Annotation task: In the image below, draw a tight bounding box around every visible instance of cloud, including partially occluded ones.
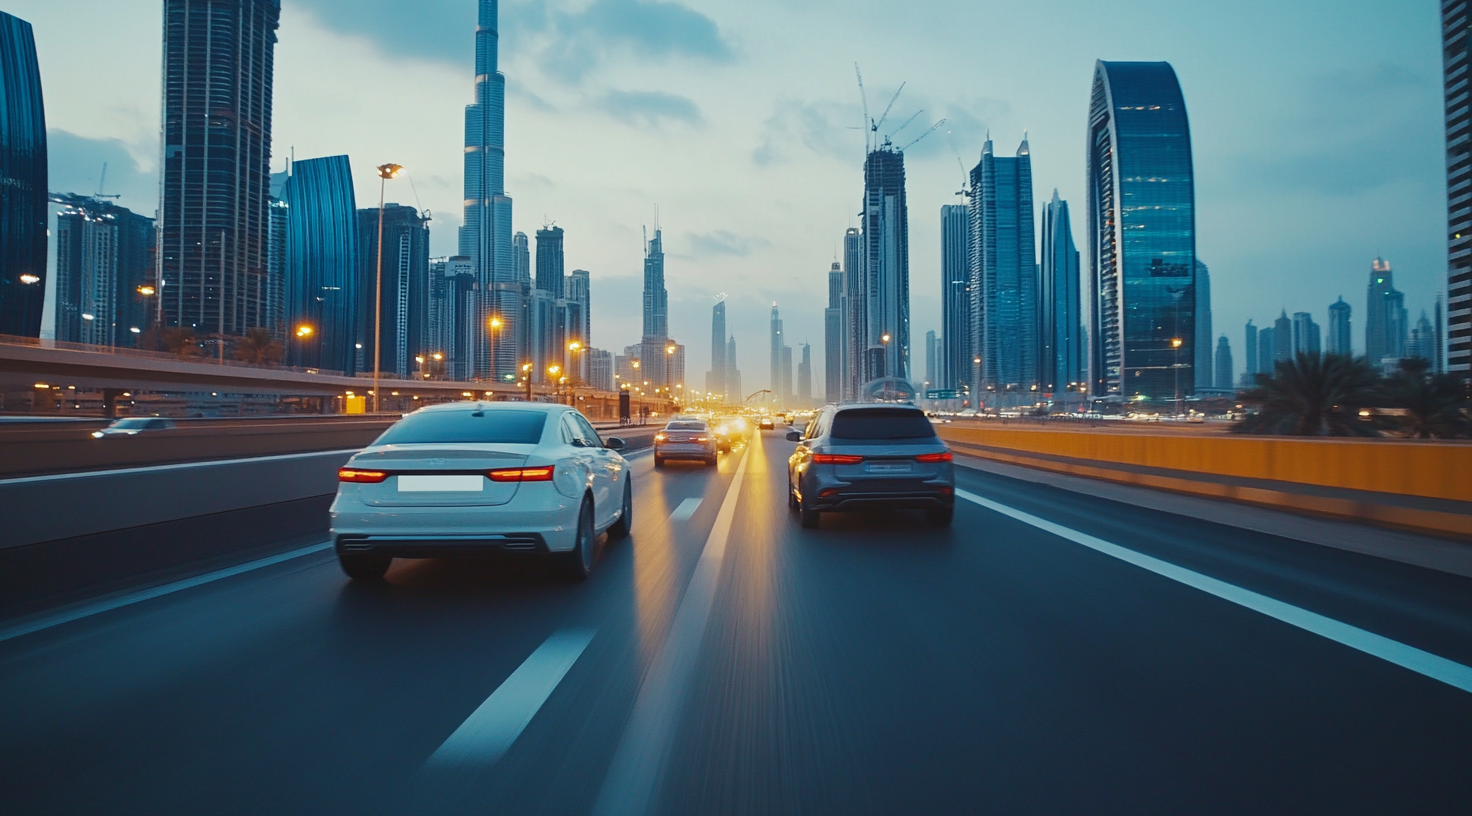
[752,93,1012,167]
[593,90,703,127]
[289,0,731,84]
[685,230,770,257]
[47,129,159,215]
[753,99,863,166]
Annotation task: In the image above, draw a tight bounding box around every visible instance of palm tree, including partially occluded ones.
[1386,358,1469,439]
[1234,352,1381,436]
[234,327,284,366]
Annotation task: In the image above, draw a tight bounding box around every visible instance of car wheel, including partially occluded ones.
[787,478,799,511]
[559,496,597,581]
[654,454,665,468]
[607,479,633,540]
[800,506,822,529]
[925,507,954,528]
[339,552,391,582]
[705,454,718,466]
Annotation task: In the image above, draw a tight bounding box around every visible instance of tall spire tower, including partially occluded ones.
[461,0,516,379]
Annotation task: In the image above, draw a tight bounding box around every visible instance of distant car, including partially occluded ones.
[786,403,955,529]
[91,417,175,438]
[758,416,776,430]
[655,418,718,467]
[330,402,631,582]
[711,418,739,452]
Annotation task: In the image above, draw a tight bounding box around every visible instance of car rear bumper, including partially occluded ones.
[334,533,551,557]
[656,443,715,458]
[807,490,955,511]
[329,494,581,553]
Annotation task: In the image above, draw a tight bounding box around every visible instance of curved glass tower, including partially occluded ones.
[284,155,358,373]
[461,0,516,380]
[1086,61,1196,402]
[0,11,47,337]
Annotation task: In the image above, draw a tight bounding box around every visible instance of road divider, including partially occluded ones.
[957,489,1472,695]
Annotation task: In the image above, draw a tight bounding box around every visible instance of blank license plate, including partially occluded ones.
[398,475,484,492]
[865,462,912,474]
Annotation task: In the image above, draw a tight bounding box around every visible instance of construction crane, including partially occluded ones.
[950,132,973,198]
[889,109,924,141]
[899,119,946,153]
[854,63,870,151]
[94,163,121,200]
[873,82,906,137]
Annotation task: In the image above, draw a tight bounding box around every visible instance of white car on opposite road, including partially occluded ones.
[330,402,632,582]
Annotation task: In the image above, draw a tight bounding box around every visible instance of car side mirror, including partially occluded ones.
[785,430,802,442]
[605,437,627,451]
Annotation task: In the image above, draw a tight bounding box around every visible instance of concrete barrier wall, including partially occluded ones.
[938,425,1472,503]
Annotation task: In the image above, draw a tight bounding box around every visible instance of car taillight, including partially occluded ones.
[655,433,667,441]
[695,437,709,442]
[339,468,389,483]
[811,454,864,465]
[487,466,555,483]
[915,452,953,463]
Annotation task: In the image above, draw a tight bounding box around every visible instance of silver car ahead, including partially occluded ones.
[330,402,632,582]
[654,418,718,467]
[786,403,955,529]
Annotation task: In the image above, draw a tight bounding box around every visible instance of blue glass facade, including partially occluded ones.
[1040,192,1082,392]
[862,146,909,381]
[1086,61,1197,401]
[0,11,47,337]
[357,204,430,379]
[973,137,1037,394]
[940,204,970,392]
[284,156,358,373]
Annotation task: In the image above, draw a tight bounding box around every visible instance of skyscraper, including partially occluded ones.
[924,329,939,387]
[567,268,590,381]
[428,256,478,380]
[1194,261,1213,390]
[1214,336,1233,391]
[158,0,280,338]
[284,156,358,372]
[1086,61,1197,401]
[1444,0,1471,373]
[727,336,742,403]
[842,227,863,399]
[265,197,288,337]
[1273,310,1293,362]
[356,203,430,378]
[972,135,1037,393]
[708,298,727,400]
[52,196,154,348]
[1258,327,1275,375]
[940,204,970,392]
[1365,257,1407,364]
[770,302,783,405]
[782,344,794,404]
[535,226,564,293]
[1040,191,1082,392]
[641,227,669,385]
[0,11,46,337]
[862,145,909,381]
[1244,320,1258,382]
[824,262,844,403]
[798,343,812,405]
[513,231,530,285]
[588,348,614,392]
[461,0,516,380]
[1435,295,1445,372]
[1410,310,1437,364]
[1327,297,1352,355]
[1291,311,1321,356]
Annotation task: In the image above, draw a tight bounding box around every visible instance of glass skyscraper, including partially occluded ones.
[535,226,564,294]
[1194,260,1213,390]
[709,298,727,401]
[284,155,358,373]
[825,263,843,403]
[973,135,1036,394]
[1444,0,1471,372]
[0,11,46,338]
[1040,191,1082,393]
[158,0,280,338]
[862,146,909,381]
[357,204,430,379]
[842,227,863,400]
[940,204,970,393]
[1086,61,1197,401]
[1327,297,1352,355]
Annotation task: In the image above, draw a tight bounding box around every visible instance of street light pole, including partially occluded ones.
[372,163,403,414]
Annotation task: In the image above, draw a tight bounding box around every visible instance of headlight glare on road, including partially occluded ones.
[338,468,390,483]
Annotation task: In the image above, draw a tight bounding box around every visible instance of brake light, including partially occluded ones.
[812,454,864,465]
[695,437,709,442]
[338,468,389,484]
[915,452,953,463]
[487,466,555,483]
[655,433,667,442]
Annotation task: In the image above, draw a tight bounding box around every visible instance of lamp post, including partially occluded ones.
[372,163,403,414]
[523,363,533,401]
[290,324,314,369]
[487,315,503,385]
[1171,337,1184,416]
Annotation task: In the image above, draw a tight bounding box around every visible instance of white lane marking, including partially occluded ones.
[0,449,359,485]
[669,497,702,521]
[425,628,597,768]
[0,541,334,644]
[592,444,751,816]
[956,489,1472,695]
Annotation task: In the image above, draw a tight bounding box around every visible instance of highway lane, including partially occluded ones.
[3,431,1472,814]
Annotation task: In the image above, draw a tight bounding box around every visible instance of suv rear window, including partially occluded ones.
[374,410,547,445]
[830,408,936,441]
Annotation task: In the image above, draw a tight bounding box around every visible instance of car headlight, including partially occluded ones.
[91,431,104,439]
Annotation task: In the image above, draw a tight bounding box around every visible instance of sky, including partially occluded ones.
[11,0,1449,389]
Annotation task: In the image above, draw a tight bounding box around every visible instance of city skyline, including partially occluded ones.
[7,2,1451,396]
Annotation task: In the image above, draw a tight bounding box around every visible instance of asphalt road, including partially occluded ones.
[3,430,1472,814]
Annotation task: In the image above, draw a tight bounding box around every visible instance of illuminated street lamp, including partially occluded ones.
[488,315,503,381]
[372,162,403,414]
[1171,337,1184,416]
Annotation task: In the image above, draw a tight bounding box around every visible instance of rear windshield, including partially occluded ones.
[374,410,547,445]
[830,409,936,441]
[666,422,706,431]
[111,418,153,429]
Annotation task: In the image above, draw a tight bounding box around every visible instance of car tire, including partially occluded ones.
[925,506,954,528]
[559,496,597,581]
[339,552,391,582]
[787,478,799,511]
[705,454,717,466]
[607,479,633,540]
[654,454,665,468]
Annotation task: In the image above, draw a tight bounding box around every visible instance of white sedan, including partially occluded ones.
[330,402,632,582]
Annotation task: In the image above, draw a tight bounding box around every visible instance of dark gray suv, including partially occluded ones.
[785,404,955,529]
